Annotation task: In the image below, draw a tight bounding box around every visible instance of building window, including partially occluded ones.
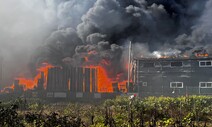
[142,82,147,86]
[170,82,183,88]
[199,82,212,88]
[171,62,183,67]
[199,61,212,67]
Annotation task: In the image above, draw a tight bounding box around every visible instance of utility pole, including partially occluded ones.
[128,41,132,92]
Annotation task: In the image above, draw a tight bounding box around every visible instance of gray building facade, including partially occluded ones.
[135,57,212,96]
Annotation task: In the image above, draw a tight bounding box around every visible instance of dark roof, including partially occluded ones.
[134,57,212,61]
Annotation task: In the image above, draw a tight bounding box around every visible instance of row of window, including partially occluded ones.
[199,61,212,67]
[141,82,212,88]
[141,61,183,68]
[199,82,212,88]
[140,60,212,68]
[170,82,183,88]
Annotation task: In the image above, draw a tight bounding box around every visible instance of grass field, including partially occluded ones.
[0,95,212,127]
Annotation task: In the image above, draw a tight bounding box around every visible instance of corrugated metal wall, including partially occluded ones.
[47,67,98,93]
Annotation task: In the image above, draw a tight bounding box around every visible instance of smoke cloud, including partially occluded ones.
[1,0,212,88]
[0,0,56,88]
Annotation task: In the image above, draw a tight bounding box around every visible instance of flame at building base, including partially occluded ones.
[87,65,128,93]
[1,63,54,93]
[1,62,129,93]
[17,63,54,90]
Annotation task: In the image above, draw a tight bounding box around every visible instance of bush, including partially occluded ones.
[0,96,212,127]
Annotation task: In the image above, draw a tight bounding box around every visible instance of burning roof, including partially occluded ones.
[1,0,212,93]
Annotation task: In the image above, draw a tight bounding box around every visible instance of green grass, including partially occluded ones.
[0,95,212,127]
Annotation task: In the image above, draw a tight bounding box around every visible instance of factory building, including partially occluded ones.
[0,65,117,101]
[46,67,97,93]
[46,66,100,100]
[135,57,212,96]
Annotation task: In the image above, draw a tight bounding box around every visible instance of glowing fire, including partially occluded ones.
[97,66,113,92]
[195,53,209,57]
[88,50,97,55]
[1,63,55,92]
[87,65,128,93]
[82,55,131,93]
[159,56,171,59]
[84,56,89,62]
[0,85,14,93]
[18,63,54,90]
[2,60,129,93]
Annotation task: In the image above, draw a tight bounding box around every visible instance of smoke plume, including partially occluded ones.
[1,0,212,88]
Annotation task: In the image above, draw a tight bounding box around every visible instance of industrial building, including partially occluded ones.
[46,66,101,100]
[0,65,119,101]
[135,57,212,96]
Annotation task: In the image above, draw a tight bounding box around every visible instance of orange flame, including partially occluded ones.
[85,65,128,93]
[13,63,54,91]
[2,60,129,93]
[0,85,14,93]
[159,55,171,59]
[88,50,97,55]
[195,53,209,57]
[84,56,89,62]
[97,66,113,92]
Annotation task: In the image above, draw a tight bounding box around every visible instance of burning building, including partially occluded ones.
[0,64,119,101]
[2,0,212,101]
[135,57,212,97]
[46,66,98,98]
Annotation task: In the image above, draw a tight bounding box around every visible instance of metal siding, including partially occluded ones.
[77,67,83,92]
[136,58,212,95]
[91,68,96,92]
[85,68,90,92]
[70,67,76,92]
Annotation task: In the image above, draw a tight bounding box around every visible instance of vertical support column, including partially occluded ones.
[83,68,85,92]
[47,68,53,91]
[62,68,65,91]
[85,68,90,92]
[46,68,50,91]
[52,68,57,92]
[77,67,83,92]
[64,67,70,91]
[58,68,63,91]
[91,68,96,93]
[61,67,69,92]
[70,67,76,92]
[37,72,44,90]
[137,60,140,85]
[95,68,98,92]
[128,41,132,92]
[55,67,60,91]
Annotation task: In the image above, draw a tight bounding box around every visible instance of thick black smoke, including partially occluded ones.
[1,0,211,87]
[31,0,212,81]
[174,0,212,55]
[39,0,208,57]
